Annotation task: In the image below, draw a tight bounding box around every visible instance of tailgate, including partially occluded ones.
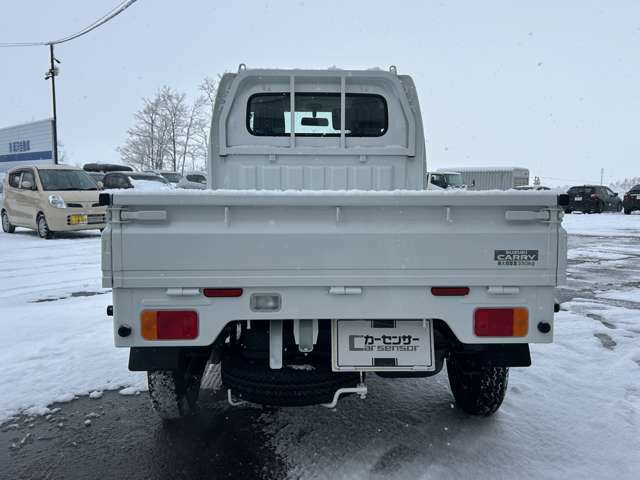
[104,190,565,289]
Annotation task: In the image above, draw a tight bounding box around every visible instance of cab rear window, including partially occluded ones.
[247,93,387,137]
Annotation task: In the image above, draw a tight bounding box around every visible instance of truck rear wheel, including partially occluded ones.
[147,370,202,420]
[221,352,360,406]
[447,354,509,416]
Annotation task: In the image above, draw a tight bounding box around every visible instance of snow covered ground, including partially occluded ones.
[1,212,639,478]
[0,230,146,422]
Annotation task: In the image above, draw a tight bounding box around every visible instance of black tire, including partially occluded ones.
[36,214,53,239]
[616,202,623,212]
[447,354,509,416]
[624,209,632,215]
[148,370,202,420]
[221,353,360,406]
[1,210,15,233]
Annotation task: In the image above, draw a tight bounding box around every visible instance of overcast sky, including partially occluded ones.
[1,0,639,186]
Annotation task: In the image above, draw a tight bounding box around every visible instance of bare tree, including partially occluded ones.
[119,76,219,173]
[195,76,219,167]
[118,95,170,170]
[199,76,218,109]
[178,95,207,174]
[158,86,188,172]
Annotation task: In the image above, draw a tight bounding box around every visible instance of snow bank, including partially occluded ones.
[0,230,145,422]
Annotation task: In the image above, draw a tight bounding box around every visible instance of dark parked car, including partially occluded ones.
[565,185,622,214]
[102,171,171,190]
[623,184,640,215]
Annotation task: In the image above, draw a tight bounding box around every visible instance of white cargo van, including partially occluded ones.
[101,67,567,419]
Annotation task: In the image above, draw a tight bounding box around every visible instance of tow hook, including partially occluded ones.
[321,372,367,409]
[227,389,248,407]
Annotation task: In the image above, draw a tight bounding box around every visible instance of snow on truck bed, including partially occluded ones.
[1,212,639,478]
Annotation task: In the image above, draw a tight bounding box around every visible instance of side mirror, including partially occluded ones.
[22,180,34,190]
[613,192,618,196]
[97,181,104,190]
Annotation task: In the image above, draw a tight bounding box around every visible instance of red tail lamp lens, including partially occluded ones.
[474,308,528,337]
[431,287,470,296]
[141,310,198,340]
[203,288,243,298]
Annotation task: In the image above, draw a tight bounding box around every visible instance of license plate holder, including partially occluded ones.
[69,214,88,225]
[574,196,582,201]
[332,320,435,372]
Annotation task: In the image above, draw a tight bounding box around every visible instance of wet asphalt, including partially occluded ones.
[0,390,285,480]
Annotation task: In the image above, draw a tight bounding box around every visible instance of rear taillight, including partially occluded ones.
[590,193,599,199]
[141,310,198,340]
[203,288,243,298]
[431,287,470,296]
[624,193,630,199]
[474,308,528,337]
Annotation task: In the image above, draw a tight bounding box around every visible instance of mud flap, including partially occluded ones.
[452,344,531,371]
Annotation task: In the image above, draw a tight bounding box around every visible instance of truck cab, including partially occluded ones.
[101,67,567,420]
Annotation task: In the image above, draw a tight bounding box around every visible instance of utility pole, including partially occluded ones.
[45,44,60,164]
[600,168,604,185]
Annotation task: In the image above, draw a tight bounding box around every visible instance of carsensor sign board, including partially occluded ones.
[0,119,54,172]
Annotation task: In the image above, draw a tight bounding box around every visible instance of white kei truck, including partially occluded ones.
[100,67,568,420]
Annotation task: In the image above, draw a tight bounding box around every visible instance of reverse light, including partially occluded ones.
[48,194,66,209]
[431,287,470,296]
[140,310,198,340]
[203,288,243,298]
[474,307,528,337]
[250,293,281,312]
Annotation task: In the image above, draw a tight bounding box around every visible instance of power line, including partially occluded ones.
[0,0,139,47]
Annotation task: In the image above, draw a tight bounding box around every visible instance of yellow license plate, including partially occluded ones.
[69,214,88,225]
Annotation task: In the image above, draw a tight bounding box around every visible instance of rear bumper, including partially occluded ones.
[110,285,556,348]
[568,200,598,211]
